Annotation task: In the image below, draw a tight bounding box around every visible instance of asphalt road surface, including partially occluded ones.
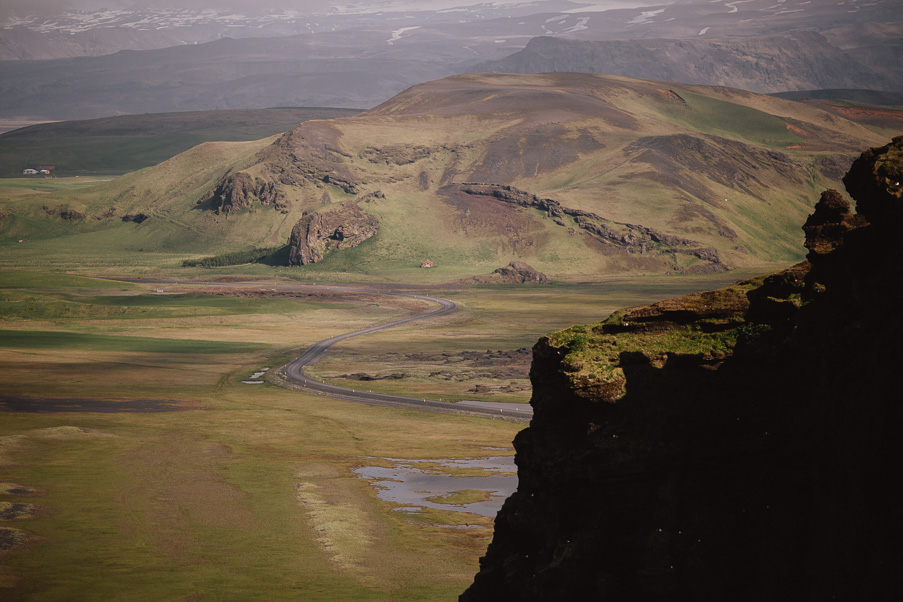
[105,278,533,422]
[277,287,533,423]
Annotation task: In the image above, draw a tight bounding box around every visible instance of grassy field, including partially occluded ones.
[0,265,762,599]
[0,108,362,178]
[0,272,520,599]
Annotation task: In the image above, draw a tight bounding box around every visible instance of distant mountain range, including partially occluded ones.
[1,0,900,120]
[471,26,903,94]
[0,1,581,60]
[3,0,900,61]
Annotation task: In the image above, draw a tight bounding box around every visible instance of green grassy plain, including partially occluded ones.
[0,108,362,177]
[0,264,761,599]
[0,272,518,599]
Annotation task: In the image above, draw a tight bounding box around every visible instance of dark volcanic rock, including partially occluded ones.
[801,189,865,258]
[453,182,728,272]
[491,262,550,284]
[207,171,283,214]
[843,135,903,224]
[467,262,551,285]
[461,138,903,600]
[262,123,363,195]
[121,213,149,224]
[287,202,379,266]
[59,209,84,220]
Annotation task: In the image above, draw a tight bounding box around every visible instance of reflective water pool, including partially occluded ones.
[353,456,517,518]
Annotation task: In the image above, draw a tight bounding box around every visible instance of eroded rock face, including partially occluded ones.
[59,209,84,220]
[461,138,903,600]
[467,262,551,284]
[453,183,728,273]
[492,262,550,284]
[287,202,379,266]
[208,172,284,214]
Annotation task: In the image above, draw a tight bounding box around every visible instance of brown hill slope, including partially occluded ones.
[461,136,903,599]
[21,73,888,279]
[194,72,885,275]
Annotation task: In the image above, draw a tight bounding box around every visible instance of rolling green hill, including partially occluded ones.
[0,73,890,281]
[0,107,362,177]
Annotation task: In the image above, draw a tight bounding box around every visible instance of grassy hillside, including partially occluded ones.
[0,73,889,281]
[0,107,362,177]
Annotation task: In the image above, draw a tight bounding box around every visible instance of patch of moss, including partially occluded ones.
[550,317,745,395]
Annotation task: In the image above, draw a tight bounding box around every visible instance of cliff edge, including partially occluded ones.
[462,136,903,600]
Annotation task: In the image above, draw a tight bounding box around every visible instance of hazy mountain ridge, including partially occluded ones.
[6,73,887,280]
[0,1,598,61]
[0,29,508,119]
[2,0,901,120]
[471,28,901,93]
[3,0,899,61]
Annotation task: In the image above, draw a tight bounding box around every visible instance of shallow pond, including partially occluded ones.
[353,456,517,518]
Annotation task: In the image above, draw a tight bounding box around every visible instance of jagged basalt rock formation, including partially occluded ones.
[207,171,284,214]
[491,262,550,285]
[454,183,727,273]
[262,123,363,194]
[287,202,379,266]
[466,262,551,285]
[58,209,85,220]
[359,144,437,165]
[462,137,903,600]
[121,213,149,224]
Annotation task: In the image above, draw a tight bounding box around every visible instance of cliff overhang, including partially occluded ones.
[462,136,903,600]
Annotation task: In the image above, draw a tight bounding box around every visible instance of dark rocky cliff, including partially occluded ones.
[287,202,379,266]
[461,137,903,600]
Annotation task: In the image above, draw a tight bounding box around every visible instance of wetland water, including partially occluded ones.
[353,456,517,518]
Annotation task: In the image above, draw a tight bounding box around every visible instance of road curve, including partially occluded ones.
[276,287,533,423]
[101,278,532,422]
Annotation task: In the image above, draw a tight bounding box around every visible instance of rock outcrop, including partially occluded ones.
[462,137,903,600]
[121,213,149,224]
[466,262,551,284]
[453,183,728,273]
[263,123,363,195]
[59,209,84,220]
[207,172,284,214]
[287,202,379,266]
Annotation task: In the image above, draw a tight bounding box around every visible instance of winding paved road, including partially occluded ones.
[106,278,532,422]
[275,287,533,423]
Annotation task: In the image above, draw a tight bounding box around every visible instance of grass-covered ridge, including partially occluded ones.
[1,74,889,282]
